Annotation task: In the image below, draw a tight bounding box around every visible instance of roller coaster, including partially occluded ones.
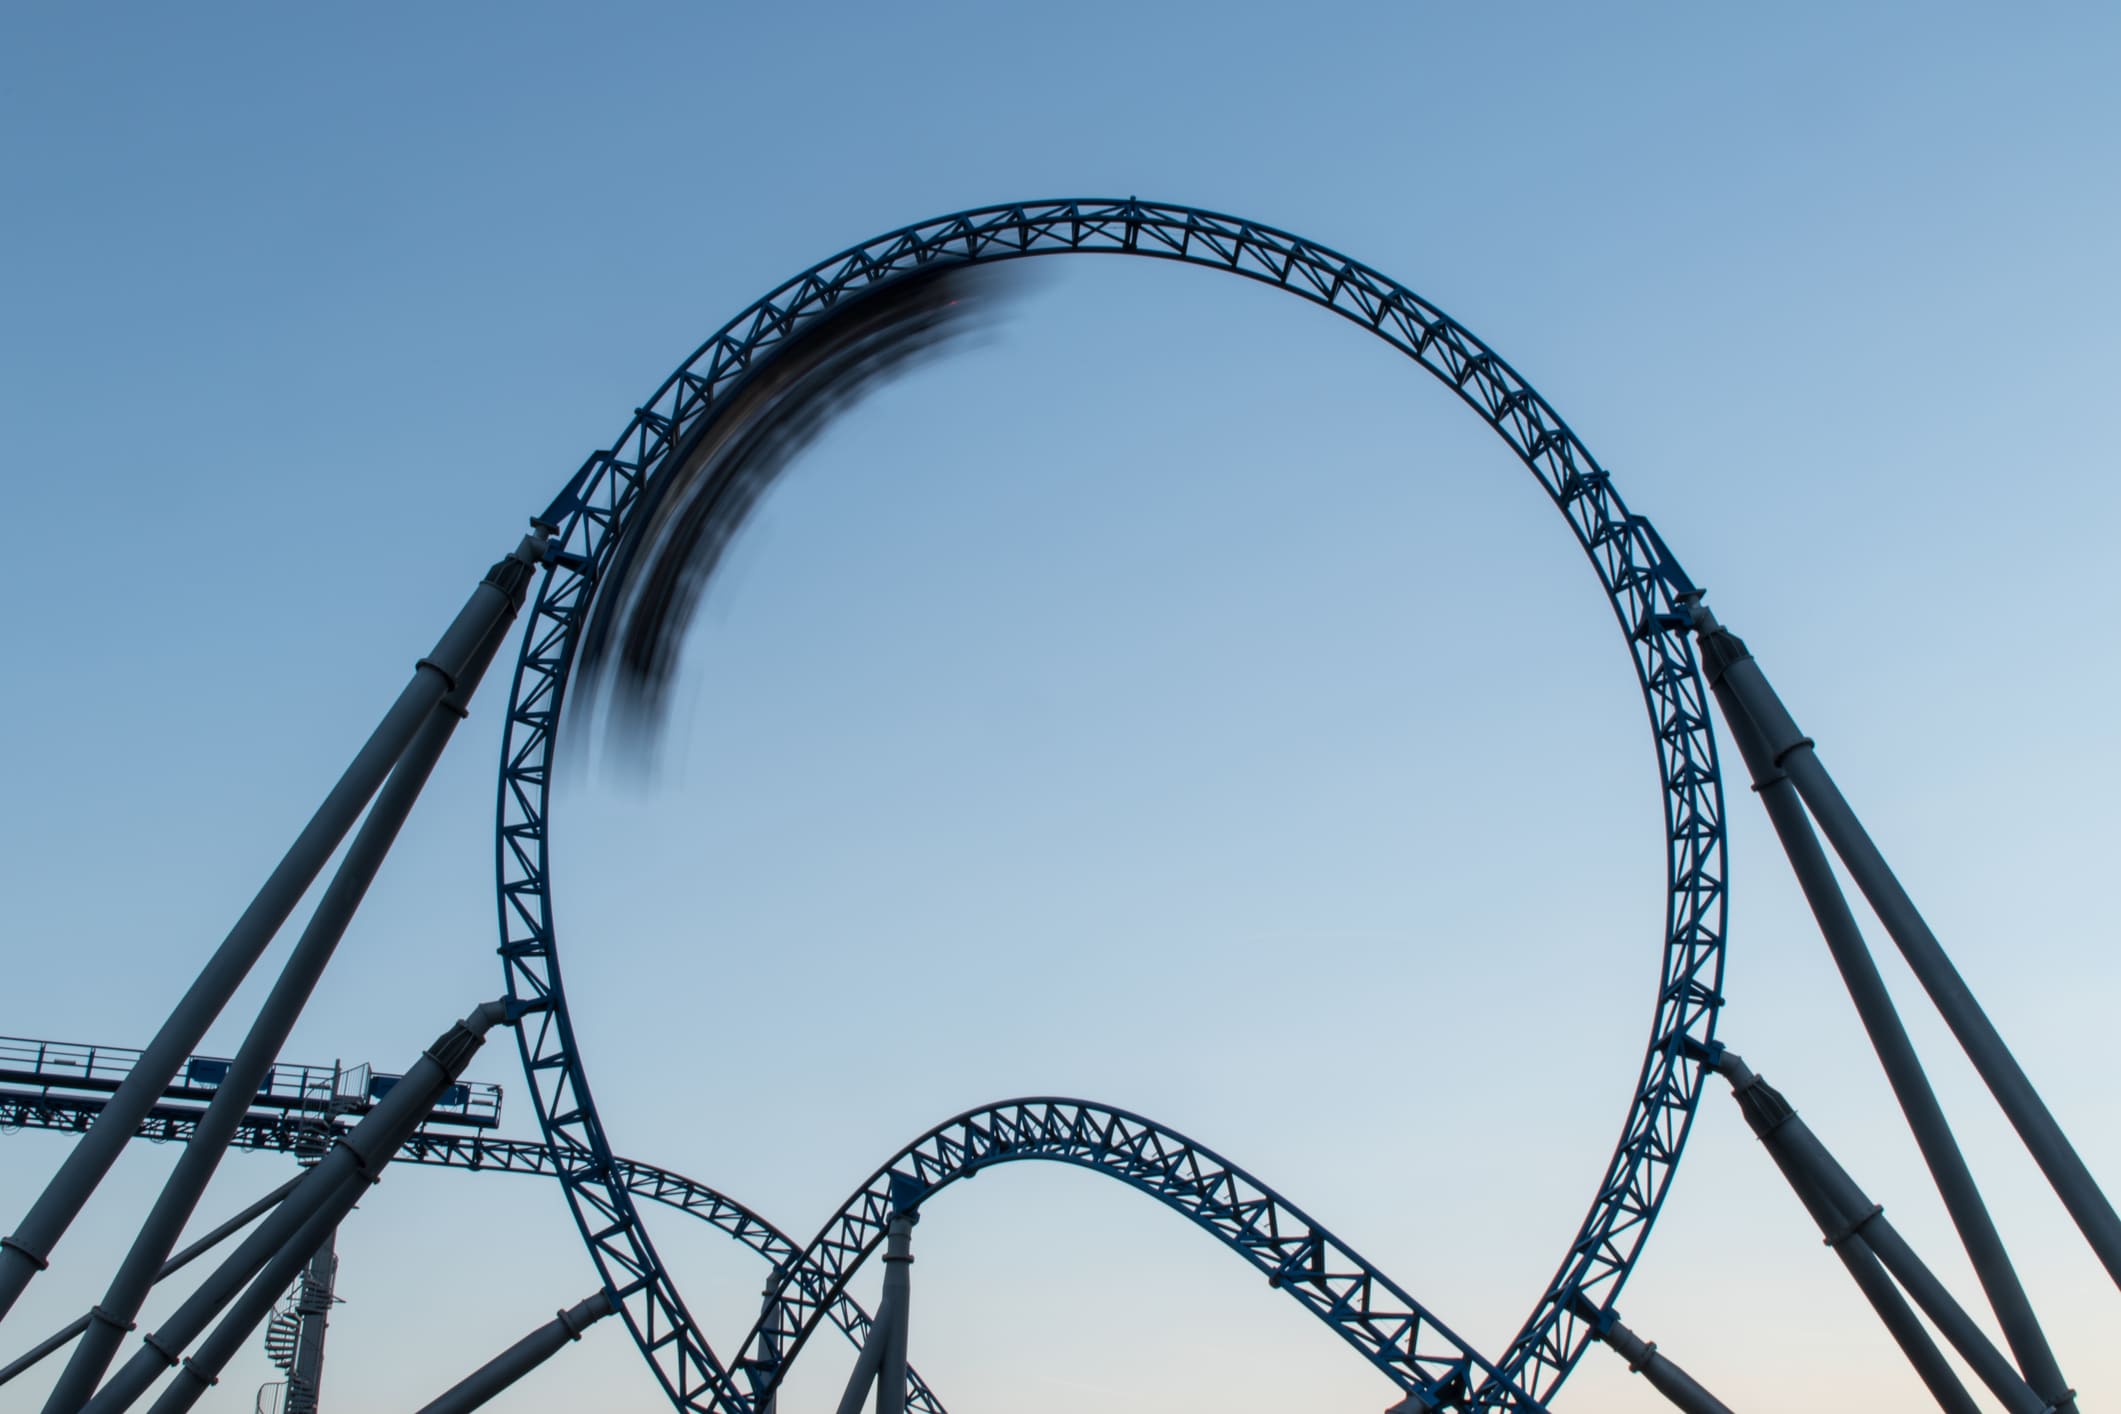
[1,199,2110,1414]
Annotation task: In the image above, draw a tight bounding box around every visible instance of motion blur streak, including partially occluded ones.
[572,263,1027,764]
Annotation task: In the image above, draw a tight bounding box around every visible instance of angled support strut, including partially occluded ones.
[833,1208,917,1414]
[46,537,542,1413]
[1698,1043,2060,1414]
[413,1290,615,1414]
[1690,603,2080,1413]
[0,527,548,1340]
[1690,601,2121,1284]
[283,1225,338,1414]
[0,1177,302,1391]
[1565,1296,1734,1414]
[81,998,521,1414]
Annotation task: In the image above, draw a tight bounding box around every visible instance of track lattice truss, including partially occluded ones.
[393,1137,948,1414]
[0,1092,948,1414]
[730,1098,1532,1410]
[495,198,1729,1413]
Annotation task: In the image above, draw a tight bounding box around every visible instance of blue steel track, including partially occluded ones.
[493,198,1729,1413]
[728,1098,1538,1412]
[0,1083,947,1414]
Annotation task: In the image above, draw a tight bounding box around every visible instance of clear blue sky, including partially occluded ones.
[3,5,2117,1412]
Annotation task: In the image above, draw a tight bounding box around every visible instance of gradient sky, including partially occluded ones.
[3,6,2118,1413]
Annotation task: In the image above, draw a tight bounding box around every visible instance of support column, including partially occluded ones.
[285,1226,337,1414]
[1788,1125,2050,1410]
[83,999,521,1414]
[0,528,546,1327]
[833,1210,917,1414]
[1706,1046,2000,1414]
[412,1292,613,1414]
[46,566,532,1412]
[1691,605,2075,1412]
[1690,601,2121,1292]
[1567,1297,1735,1414]
[0,1178,301,1391]
[755,1269,784,1414]
[829,1313,889,1414]
[876,1213,915,1414]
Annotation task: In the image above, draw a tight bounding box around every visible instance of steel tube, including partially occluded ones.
[0,1317,88,1392]
[1714,1052,1981,1414]
[755,1271,783,1414]
[1694,604,2121,1289]
[285,1226,335,1414]
[157,1177,304,1284]
[83,1170,363,1414]
[830,1300,891,1414]
[1785,742,2121,1284]
[140,1189,348,1414]
[1696,612,2074,1410]
[0,1177,301,1391]
[1708,1046,2046,1413]
[412,1292,613,1414]
[832,1217,917,1414]
[1590,1311,1736,1414]
[82,1000,511,1414]
[1784,1128,2048,1414]
[876,1213,915,1414]
[45,596,522,1410]
[0,532,544,1325]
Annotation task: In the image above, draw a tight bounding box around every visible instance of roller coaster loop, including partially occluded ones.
[495,197,1728,1413]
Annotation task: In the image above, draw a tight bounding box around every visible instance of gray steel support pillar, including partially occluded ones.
[1693,607,2075,1411]
[0,1313,93,1393]
[832,1211,916,1414]
[0,530,546,1326]
[45,568,531,1412]
[82,999,517,1414]
[1567,1299,1734,1414]
[411,1291,613,1414]
[1708,1048,1982,1414]
[1773,1101,2051,1412]
[284,1226,336,1414]
[0,1178,302,1391]
[136,1183,348,1414]
[158,1180,305,1286]
[876,1213,914,1414]
[1692,602,2121,1291]
[755,1269,784,1414]
[829,1314,889,1414]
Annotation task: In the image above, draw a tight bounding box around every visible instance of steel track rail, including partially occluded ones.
[495,197,1729,1413]
[391,1135,946,1414]
[736,1097,1539,1412]
[0,1098,944,1414]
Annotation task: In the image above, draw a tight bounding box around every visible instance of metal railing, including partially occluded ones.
[0,1035,500,1130]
